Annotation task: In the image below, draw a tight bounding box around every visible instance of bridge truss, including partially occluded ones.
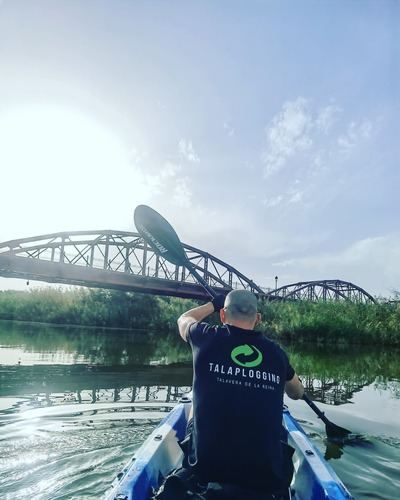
[0,231,263,300]
[0,232,376,303]
[264,280,376,304]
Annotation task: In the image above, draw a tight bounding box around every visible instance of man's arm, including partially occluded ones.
[285,373,305,400]
[177,302,215,342]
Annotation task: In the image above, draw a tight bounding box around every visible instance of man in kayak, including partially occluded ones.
[175,289,305,499]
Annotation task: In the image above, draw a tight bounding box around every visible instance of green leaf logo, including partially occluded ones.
[230,344,263,368]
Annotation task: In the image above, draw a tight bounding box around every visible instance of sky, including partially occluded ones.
[0,0,399,297]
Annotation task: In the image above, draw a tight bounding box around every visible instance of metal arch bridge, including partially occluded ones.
[0,230,264,300]
[0,231,376,303]
[264,280,376,304]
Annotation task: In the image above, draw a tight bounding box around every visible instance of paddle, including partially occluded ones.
[302,393,351,440]
[134,204,351,440]
[134,204,217,299]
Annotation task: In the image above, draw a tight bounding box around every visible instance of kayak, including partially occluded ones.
[106,394,354,500]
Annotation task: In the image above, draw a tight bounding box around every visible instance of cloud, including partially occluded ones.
[178,139,200,163]
[262,98,373,179]
[128,147,148,167]
[262,195,283,208]
[173,177,192,208]
[288,189,304,204]
[315,104,342,133]
[262,186,304,208]
[262,97,313,177]
[143,161,193,208]
[337,120,373,153]
[223,121,235,137]
[271,234,400,297]
[260,98,378,213]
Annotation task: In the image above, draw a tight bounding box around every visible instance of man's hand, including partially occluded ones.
[211,294,225,312]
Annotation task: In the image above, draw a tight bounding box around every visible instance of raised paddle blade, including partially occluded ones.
[134,204,217,299]
[134,205,188,266]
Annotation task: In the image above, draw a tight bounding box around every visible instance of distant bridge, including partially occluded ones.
[264,280,376,304]
[0,231,375,303]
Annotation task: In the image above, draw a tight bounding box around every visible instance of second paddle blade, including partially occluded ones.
[134,205,188,266]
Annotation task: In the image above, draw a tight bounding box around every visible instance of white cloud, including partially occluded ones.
[360,121,372,139]
[142,161,193,209]
[173,177,192,208]
[262,98,374,179]
[337,120,373,153]
[288,190,304,204]
[128,147,148,167]
[260,98,379,216]
[262,97,313,177]
[262,195,283,208]
[223,121,235,137]
[271,234,400,297]
[262,187,304,208]
[315,104,342,133]
[178,139,200,163]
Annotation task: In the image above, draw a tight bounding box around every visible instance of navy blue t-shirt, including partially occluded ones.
[187,322,295,491]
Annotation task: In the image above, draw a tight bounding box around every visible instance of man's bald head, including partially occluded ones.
[224,290,258,323]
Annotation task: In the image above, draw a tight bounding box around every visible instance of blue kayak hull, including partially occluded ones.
[106,395,353,500]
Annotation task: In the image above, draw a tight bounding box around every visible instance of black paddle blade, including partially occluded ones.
[326,421,352,440]
[134,205,188,266]
[302,393,352,440]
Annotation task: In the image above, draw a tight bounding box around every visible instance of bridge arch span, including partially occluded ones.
[0,230,263,300]
[264,279,376,304]
[0,233,376,303]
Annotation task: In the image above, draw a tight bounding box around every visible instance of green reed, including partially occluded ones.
[0,288,399,345]
[258,300,400,345]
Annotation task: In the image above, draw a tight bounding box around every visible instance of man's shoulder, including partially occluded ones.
[188,322,226,344]
[190,321,227,333]
[189,321,212,333]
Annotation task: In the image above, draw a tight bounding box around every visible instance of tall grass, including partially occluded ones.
[258,300,400,345]
[0,288,399,345]
[0,288,162,330]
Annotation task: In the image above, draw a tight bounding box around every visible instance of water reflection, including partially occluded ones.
[285,344,400,405]
[1,320,399,407]
[0,321,399,499]
[0,319,190,366]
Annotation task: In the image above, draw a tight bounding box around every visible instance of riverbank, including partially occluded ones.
[258,300,400,345]
[0,288,399,345]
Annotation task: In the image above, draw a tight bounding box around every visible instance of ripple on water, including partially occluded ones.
[327,435,400,500]
[0,416,160,499]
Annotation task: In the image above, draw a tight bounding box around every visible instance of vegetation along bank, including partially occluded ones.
[0,288,399,346]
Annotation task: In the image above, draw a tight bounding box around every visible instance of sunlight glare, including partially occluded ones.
[0,104,150,233]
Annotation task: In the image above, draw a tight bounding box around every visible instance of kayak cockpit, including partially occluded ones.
[107,394,353,500]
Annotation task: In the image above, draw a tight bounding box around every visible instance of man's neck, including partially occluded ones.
[225,321,255,330]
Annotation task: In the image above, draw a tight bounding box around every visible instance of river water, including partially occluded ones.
[0,320,399,499]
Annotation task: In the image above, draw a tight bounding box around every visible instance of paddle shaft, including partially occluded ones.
[302,393,331,426]
[182,259,217,300]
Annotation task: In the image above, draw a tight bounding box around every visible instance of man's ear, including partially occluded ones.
[220,308,226,324]
[255,313,261,326]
